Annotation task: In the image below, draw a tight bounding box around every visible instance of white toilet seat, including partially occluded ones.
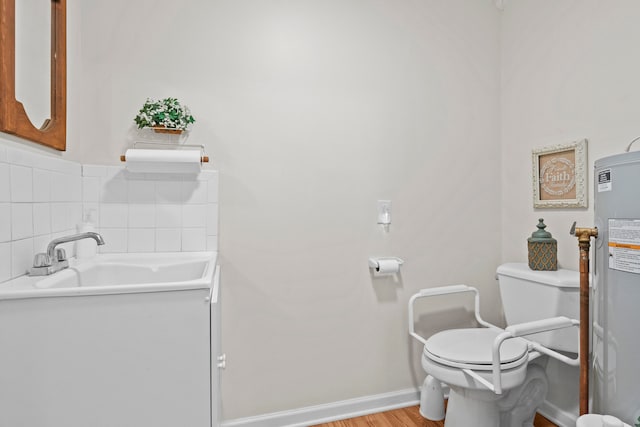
[421,328,530,392]
[424,328,529,370]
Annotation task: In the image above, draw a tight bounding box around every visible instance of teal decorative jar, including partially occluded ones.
[527,218,557,271]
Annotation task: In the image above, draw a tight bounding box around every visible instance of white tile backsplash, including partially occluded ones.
[99,228,128,253]
[33,169,52,202]
[10,165,33,202]
[0,143,219,283]
[0,242,11,282]
[182,228,207,251]
[182,180,208,204]
[51,203,70,233]
[182,204,207,228]
[156,181,183,203]
[82,176,100,202]
[11,238,33,277]
[128,228,155,253]
[129,204,156,228]
[0,163,10,202]
[128,180,156,203]
[156,228,182,252]
[0,203,11,243]
[11,204,33,240]
[100,203,129,228]
[33,203,52,236]
[101,178,128,203]
[207,203,219,236]
[156,204,182,228]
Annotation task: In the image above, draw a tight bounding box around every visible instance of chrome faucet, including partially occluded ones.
[29,232,106,276]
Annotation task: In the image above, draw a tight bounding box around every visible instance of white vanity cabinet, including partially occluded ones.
[0,254,221,427]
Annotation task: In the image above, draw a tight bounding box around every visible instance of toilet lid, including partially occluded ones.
[424,328,528,366]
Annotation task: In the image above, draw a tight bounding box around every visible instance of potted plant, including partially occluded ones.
[134,97,195,133]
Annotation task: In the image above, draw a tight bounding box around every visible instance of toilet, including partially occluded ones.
[577,414,631,427]
[409,263,581,427]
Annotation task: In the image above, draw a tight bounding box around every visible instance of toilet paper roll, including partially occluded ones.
[124,149,202,174]
[376,259,400,274]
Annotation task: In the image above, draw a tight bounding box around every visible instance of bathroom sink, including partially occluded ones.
[0,252,217,299]
[37,259,208,289]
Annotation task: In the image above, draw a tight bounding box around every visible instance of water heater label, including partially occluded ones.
[608,219,640,274]
[598,169,612,192]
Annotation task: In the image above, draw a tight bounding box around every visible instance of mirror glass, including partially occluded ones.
[15,0,51,127]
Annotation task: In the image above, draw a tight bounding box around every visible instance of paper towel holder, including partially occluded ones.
[368,257,404,271]
[120,141,209,163]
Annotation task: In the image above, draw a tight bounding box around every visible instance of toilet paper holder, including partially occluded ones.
[368,257,404,272]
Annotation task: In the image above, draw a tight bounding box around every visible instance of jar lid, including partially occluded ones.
[528,218,557,243]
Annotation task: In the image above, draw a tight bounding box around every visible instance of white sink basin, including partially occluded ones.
[0,252,217,299]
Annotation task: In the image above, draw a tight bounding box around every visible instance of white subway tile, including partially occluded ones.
[182,180,208,204]
[100,178,128,203]
[99,203,128,228]
[182,228,206,251]
[70,203,82,230]
[156,181,183,203]
[6,147,35,167]
[82,203,100,225]
[11,238,33,278]
[33,203,52,236]
[0,242,11,282]
[82,176,100,202]
[105,166,126,181]
[10,165,33,202]
[129,204,156,228]
[182,204,206,228]
[11,204,33,240]
[32,169,52,202]
[155,228,181,252]
[98,228,128,253]
[128,180,156,203]
[128,229,155,253]
[69,175,82,202]
[206,203,219,236]
[156,204,181,228]
[0,203,10,242]
[51,203,70,233]
[50,172,66,202]
[0,163,10,202]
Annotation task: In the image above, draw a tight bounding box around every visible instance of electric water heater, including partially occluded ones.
[593,150,640,425]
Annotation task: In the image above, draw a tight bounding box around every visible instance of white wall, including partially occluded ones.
[209,1,501,419]
[501,0,640,270]
[61,0,503,420]
[6,0,501,421]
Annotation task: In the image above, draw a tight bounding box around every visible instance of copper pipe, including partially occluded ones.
[570,222,598,416]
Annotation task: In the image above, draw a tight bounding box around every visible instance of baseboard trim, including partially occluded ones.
[221,388,420,427]
[538,400,577,427]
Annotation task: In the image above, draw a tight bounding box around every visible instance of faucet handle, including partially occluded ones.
[33,252,52,268]
[55,248,67,262]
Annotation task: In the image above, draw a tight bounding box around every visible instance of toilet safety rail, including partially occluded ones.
[408,285,580,395]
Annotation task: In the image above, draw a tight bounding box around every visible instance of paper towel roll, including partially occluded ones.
[124,149,202,173]
[376,259,400,274]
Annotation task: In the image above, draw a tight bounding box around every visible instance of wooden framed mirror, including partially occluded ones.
[0,0,66,151]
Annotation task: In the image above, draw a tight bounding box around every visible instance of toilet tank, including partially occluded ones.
[496,263,580,353]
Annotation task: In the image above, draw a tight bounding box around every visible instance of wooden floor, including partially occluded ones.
[311,405,558,427]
